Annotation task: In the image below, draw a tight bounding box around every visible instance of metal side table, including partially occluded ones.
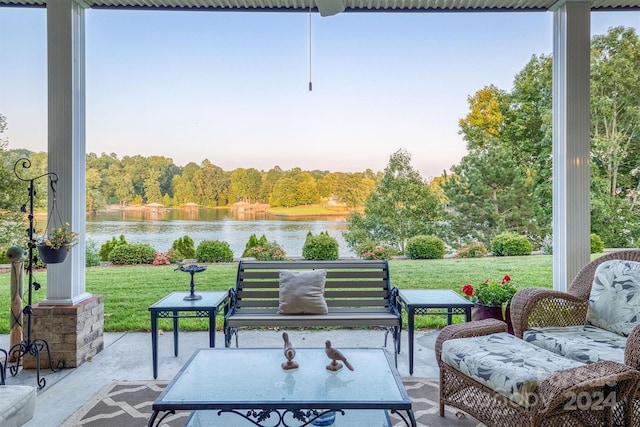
[398,289,473,375]
[149,291,227,379]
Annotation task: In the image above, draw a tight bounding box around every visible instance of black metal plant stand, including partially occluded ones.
[10,158,60,388]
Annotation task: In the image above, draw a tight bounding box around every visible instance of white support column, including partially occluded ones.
[552,0,591,291]
[45,0,91,305]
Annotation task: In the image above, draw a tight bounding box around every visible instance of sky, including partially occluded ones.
[1,8,639,179]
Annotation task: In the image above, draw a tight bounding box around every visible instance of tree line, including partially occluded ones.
[2,149,381,213]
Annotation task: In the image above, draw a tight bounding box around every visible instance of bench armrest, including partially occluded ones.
[536,360,640,416]
[435,318,507,365]
[224,287,238,317]
[510,288,588,338]
[389,287,400,318]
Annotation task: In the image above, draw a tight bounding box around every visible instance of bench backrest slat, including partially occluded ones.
[233,259,392,311]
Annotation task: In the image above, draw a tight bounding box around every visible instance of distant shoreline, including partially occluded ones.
[97,203,354,218]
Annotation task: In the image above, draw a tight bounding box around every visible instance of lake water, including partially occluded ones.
[86,208,356,258]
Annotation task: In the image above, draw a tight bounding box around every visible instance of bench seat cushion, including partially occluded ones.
[523,324,627,364]
[0,385,36,427]
[226,309,400,328]
[441,332,583,407]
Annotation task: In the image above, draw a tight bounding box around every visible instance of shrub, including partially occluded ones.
[591,233,605,254]
[455,242,488,258]
[302,231,339,260]
[245,241,287,261]
[167,236,196,263]
[99,234,128,261]
[109,243,156,265]
[490,232,532,256]
[85,238,101,267]
[541,235,553,255]
[196,240,234,262]
[0,249,8,264]
[356,241,395,260]
[153,252,171,265]
[170,236,196,261]
[242,234,261,257]
[406,235,446,259]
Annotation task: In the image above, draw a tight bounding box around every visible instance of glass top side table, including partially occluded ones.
[148,291,227,379]
[397,289,473,375]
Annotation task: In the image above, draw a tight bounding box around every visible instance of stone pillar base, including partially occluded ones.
[24,295,104,369]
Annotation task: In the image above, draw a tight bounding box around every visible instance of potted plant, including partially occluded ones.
[37,222,79,264]
[461,275,517,334]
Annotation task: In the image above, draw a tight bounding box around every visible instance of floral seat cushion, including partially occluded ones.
[523,325,627,364]
[586,259,640,336]
[441,332,583,407]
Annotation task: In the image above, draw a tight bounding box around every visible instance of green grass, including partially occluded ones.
[0,256,557,334]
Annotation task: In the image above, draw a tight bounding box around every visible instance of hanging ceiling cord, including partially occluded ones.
[309,2,313,92]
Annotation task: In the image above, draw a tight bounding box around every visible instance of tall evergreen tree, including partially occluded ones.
[344,149,443,253]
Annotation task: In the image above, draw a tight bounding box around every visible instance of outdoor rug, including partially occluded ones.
[62,379,483,427]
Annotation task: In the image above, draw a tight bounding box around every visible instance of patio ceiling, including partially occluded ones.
[2,0,640,12]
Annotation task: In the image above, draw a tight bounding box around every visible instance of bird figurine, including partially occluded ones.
[282,332,299,370]
[325,340,354,371]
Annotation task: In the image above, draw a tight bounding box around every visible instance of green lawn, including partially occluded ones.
[0,256,558,334]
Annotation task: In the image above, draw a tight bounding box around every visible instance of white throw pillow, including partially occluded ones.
[278,269,328,315]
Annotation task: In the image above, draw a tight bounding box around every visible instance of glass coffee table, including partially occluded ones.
[148,347,415,427]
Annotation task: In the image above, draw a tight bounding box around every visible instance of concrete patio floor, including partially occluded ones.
[0,327,441,426]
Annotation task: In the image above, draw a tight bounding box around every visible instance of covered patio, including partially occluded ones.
[0,0,625,366]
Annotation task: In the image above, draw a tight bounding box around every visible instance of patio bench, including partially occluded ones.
[223,260,401,355]
[436,318,640,426]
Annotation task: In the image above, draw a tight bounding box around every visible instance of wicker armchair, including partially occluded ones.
[510,250,640,426]
[436,319,640,426]
[511,250,640,338]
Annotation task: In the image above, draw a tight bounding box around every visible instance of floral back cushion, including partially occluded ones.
[586,259,640,336]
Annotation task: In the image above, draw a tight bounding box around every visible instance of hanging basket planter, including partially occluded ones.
[37,244,68,264]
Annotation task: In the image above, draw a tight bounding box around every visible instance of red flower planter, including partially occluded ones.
[471,303,514,334]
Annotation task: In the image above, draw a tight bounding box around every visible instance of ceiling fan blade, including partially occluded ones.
[316,0,345,16]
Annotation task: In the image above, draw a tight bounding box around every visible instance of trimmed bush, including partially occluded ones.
[170,236,196,261]
[242,234,261,257]
[245,241,287,261]
[356,241,395,260]
[490,232,532,256]
[0,249,9,264]
[109,243,156,265]
[541,235,553,255]
[591,233,605,254]
[85,238,101,267]
[302,231,339,260]
[196,240,234,262]
[455,242,488,259]
[99,234,128,261]
[406,235,446,259]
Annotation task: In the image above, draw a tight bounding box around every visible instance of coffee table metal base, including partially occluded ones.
[183,408,400,426]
